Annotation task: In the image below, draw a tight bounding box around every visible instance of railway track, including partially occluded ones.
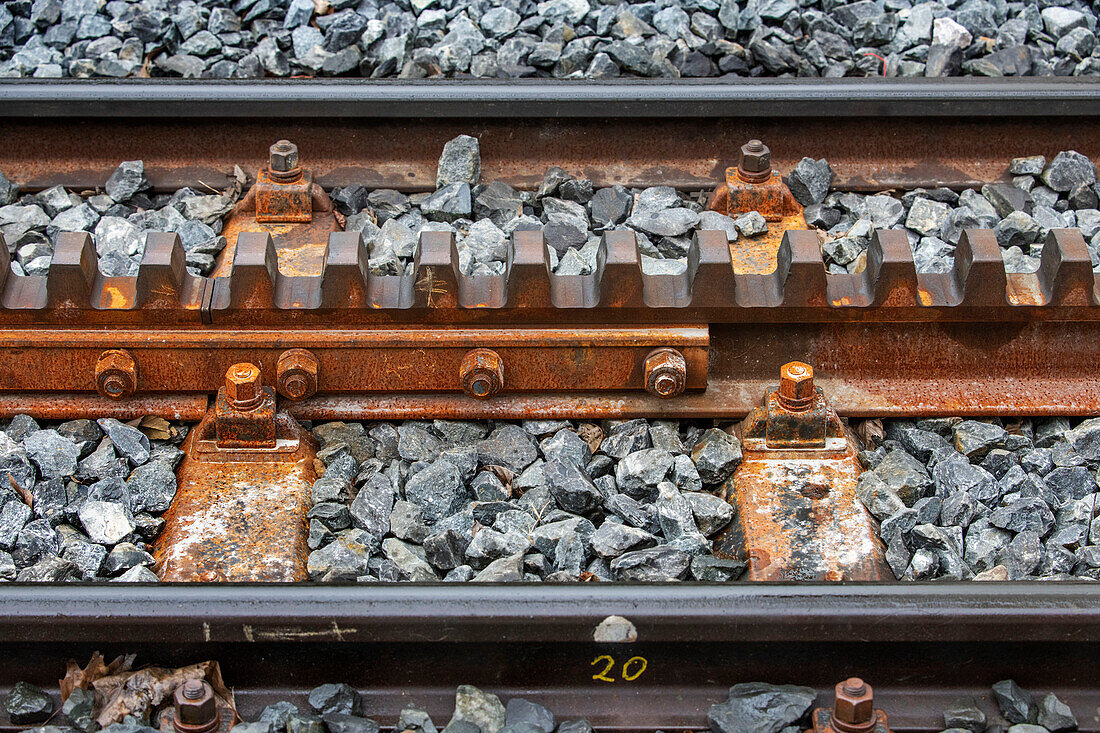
[0,77,1097,732]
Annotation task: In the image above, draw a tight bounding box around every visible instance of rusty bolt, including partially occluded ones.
[269,140,299,173]
[95,349,137,400]
[776,361,816,412]
[173,679,218,733]
[831,678,876,733]
[737,139,772,183]
[460,348,504,399]
[276,349,319,401]
[644,348,687,398]
[225,363,264,410]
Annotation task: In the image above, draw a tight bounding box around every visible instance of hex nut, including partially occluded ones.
[460,349,504,399]
[95,349,137,400]
[737,139,772,182]
[777,361,815,411]
[644,348,687,398]
[269,140,299,173]
[276,349,319,401]
[831,678,876,733]
[173,680,218,733]
[225,363,264,410]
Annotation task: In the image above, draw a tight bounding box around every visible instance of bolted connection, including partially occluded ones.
[831,677,876,733]
[644,348,687,398]
[276,349,319,401]
[737,138,772,182]
[460,348,504,399]
[173,679,218,733]
[225,363,264,410]
[95,349,137,400]
[268,140,299,173]
[776,361,815,412]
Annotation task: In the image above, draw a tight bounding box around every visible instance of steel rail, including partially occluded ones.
[0,78,1098,117]
[1,583,1099,643]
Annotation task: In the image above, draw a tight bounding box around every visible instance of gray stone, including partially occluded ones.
[381,538,438,581]
[404,459,467,524]
[126,460,176,514]
[1042,151,1097,193]
[690,429,742,484]
[609,545,690,581]
[787,158,834,206]
[96,418,150,465]
[77,500,132,545]
[504,700,554,733]
[707,683,816,733]
[906,198,951,237]
[544,459,602,514]
[734,211,768,237]
[437,135,481,188]
[990,497,1055,536]
[684,491,734,536]
[23,429,79,479]
[349,473,393,542]
[942,697,986,733]
[1037,693,1077,732]
[992,680,1033,725]
[3,682,53,724]
[449,685,505,733]
[422,184,472,223]
[105,160,146,202]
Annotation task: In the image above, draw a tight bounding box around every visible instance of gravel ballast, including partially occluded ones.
[2,0,1098,80]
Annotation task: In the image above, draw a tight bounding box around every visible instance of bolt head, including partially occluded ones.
[95,350,137,400]
[225,363,262,406]
[778,361,815,405]
[174,680,216,726]
[276,349,320,401]
[644,348,687,398]
[833,678,874,729]
[740,139,771,174]
[269,140,299,173]
[460,349,504,399]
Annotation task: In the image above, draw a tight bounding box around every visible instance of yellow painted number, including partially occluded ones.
[590,655,616,682]
[590,654,648,682]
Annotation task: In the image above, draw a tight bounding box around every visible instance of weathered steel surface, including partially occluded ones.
[1,114,1096,193]
[154,410,316,582]
[0,327,708,394]
[0,228,1097,325]
[0,393,207,420]
[713,369,891,582]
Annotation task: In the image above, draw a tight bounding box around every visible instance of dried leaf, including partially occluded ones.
[577,423,604,454]
[484,465,515,497]
[93,660,237,728]
[313,0,331,14]
[61,653,134,701]
[8,473,32,510]
[138,416,173,441]
[854,418,884,449]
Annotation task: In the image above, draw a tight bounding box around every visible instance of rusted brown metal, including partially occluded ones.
[276,348,320,401]
[94,349,137,400]
[215,363,277,449]
[154,407,316,582]
[714,363,891,581]
[4,116,1095,194]
[172,680,219,733]
[0,393,207,420]
[741,361,838,449]
[460,348,504,399]
[217,139,338,279]
[0,326,707,395]
[643,348,687,398]
[808,678,892,733]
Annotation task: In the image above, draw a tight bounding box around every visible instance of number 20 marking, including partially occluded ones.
[591,655,648,682]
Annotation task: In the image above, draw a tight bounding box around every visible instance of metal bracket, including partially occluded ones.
[741,362,844,450]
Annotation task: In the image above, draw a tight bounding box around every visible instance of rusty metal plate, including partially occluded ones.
[714,432,891,581]
[154,412,316,582]
[0,327,708,395]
